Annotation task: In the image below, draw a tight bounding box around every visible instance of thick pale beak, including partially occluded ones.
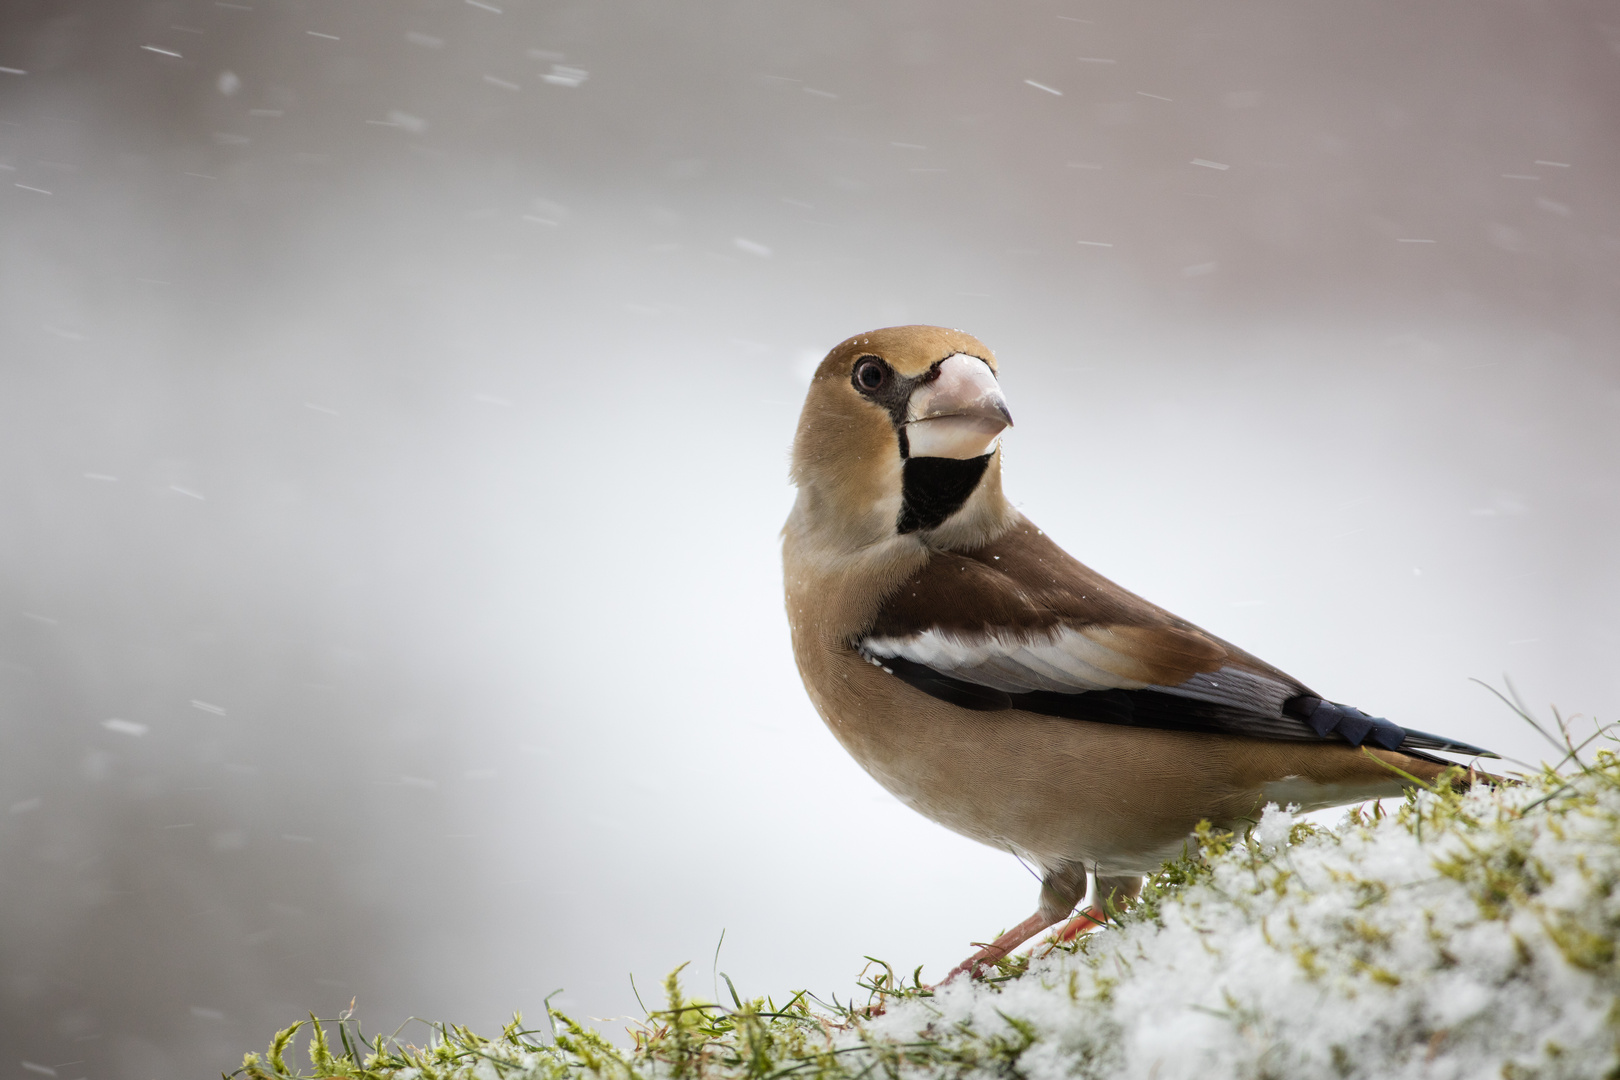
[903,353,1013,459]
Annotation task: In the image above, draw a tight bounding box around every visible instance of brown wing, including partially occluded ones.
[858,519,1494,757]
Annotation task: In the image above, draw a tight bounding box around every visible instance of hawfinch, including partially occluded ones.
[781,325,1494,980]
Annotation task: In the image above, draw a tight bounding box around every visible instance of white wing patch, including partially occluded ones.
[860,626,1296,713]
[862,626,1149,692]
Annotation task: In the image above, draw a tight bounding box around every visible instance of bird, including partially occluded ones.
[780,324,1495,981]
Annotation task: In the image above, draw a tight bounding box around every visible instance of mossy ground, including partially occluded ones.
[234,696,1620,1080]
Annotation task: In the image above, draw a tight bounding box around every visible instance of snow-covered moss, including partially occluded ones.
[235,750,1620,1080]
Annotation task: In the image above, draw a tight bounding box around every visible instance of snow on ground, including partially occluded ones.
[239,752,1620,1080]
[864,769,1620,1079]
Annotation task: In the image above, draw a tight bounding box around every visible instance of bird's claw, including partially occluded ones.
[942,943,1008,984]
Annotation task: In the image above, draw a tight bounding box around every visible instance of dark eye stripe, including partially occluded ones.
[850,355,922,431]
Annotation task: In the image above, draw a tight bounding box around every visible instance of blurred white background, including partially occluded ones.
[1,1,1616,1076]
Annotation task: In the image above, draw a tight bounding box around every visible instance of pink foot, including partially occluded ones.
[1045,906,1107,947]
[943,911,1056,983]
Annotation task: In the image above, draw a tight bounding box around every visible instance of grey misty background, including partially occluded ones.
[1,0,1617,1075]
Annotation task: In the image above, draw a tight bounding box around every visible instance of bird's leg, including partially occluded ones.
[944,862,1087,982]
[1049,909,1106,943]
[1048,873,1144,944]
[943,912,1057,982]
[1095,872,1144,913]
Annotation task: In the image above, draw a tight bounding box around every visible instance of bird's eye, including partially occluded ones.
[853,358,889,392]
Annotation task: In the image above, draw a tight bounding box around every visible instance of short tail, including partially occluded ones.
[1285,695,1498,759]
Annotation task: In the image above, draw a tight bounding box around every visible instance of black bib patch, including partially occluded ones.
[897,454,992,534]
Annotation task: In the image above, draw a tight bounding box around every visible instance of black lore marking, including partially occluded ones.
[897,454,991,534]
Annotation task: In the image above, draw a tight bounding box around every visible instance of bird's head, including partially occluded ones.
[789,325,1016,553]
